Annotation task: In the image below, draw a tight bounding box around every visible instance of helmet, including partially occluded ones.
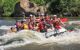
[41,13,44,16]
[30,14,33,17]
[53,15,57,17]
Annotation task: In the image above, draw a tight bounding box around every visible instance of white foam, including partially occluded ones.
[0,21,80,50]
[0,25,16,30]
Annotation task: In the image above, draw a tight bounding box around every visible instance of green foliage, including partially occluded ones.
[60,0,80,12]
[0,0,80,17]
[30,0,45,6]
[0,0,3,6]
[30,0,52,6]
[0,0,19,17]
[48,0,80,16]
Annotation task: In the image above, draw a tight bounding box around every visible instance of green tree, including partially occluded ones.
[60,0,80,16]
[1,0,19,17]
[30,0,53,6]
[0,0,80,17]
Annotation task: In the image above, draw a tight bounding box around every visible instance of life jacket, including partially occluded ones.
[46,20,52,25]
[53,20,61,29]
[16,22,21,27]
[38,22,45,31]
[16,22,23,31]
[45,16,50,21]
[28,22,34,30]
[23,24,28,30]
[36,18,41,22]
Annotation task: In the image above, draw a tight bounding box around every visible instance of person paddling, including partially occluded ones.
[28,21,34,30]
[38,19,47,33]
[52,15,64,35]
[21,21,28,30]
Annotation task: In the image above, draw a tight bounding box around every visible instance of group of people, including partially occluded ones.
[10,14,64,33]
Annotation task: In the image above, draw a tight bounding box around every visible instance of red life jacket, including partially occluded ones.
[28,22,34,30]
[45,16,50,21]
[38,22,45,31]
[36,18,41,22]
[60,18,68,23]
[16,22,21,27]
[53,20,61,29]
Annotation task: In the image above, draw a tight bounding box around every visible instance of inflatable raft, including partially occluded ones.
[43,26,67,38]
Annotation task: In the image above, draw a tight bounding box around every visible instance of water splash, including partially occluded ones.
[0,21,80,50]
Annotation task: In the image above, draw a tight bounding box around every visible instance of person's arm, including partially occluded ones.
[58,18,64,26]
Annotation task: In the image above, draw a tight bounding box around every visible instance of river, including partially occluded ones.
[0,19,80,50]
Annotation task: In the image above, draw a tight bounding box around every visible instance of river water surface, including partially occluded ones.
[0,19,80,50]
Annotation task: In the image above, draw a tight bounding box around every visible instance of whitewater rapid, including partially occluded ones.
[0,21,80,50]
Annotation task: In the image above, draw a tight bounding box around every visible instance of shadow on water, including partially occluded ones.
[6,43,80,50]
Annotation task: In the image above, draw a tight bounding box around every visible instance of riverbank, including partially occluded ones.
[0,17,80,21]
